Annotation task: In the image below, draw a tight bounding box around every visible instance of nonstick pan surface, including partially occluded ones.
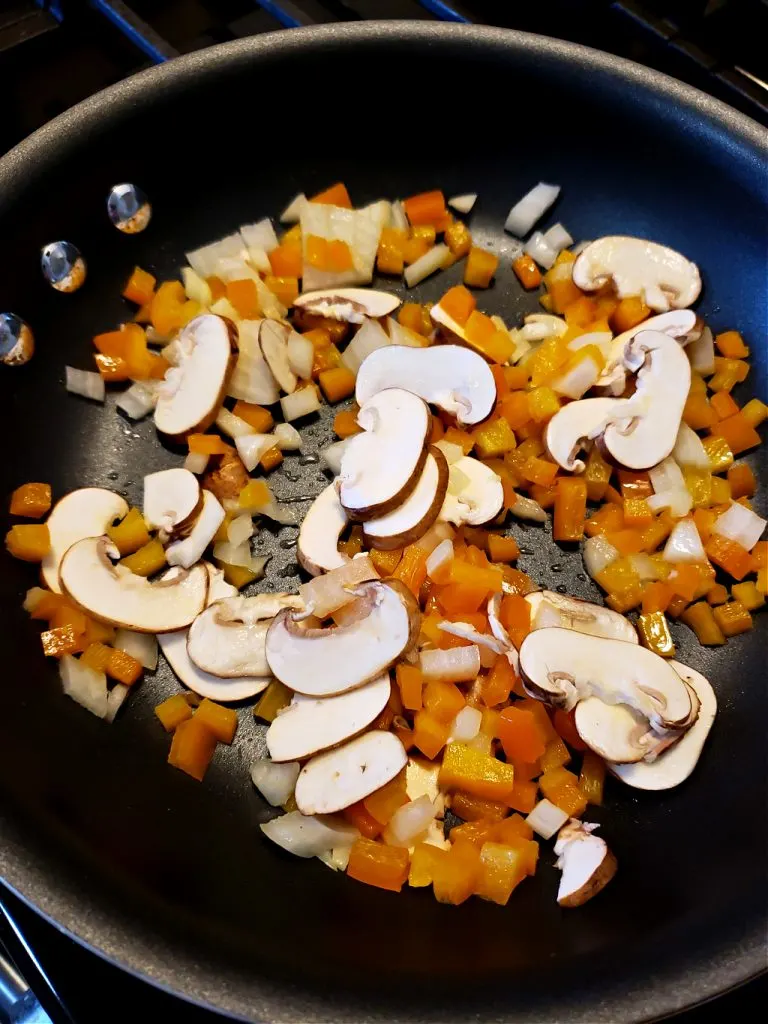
[0,22,766,1024]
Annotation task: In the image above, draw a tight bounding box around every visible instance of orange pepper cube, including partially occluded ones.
[497,706,547,763]
[512,254,542,290]
[155,694,194,732]
[403,189,447,226]
[464,247,499,288]
[107,649,143,686]
[122,266,156,305]
[363,772,408,825]
[309,182,352,208]
[194,698,238,744]
[396,663,423,711]
[41,624,80,658]
[347,838,410,892]
[5,524,50,562]
[10,483,52,519]
[412,709,450,760]
[439,742,516,802]
[168,717,217,782]
[432,841,481,905]
[475,842,529,905]
[408,842,447,888]
[423,680,466,724]
[439,284,476,326]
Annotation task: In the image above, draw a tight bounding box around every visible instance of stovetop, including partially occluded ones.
[1,3,766,1022]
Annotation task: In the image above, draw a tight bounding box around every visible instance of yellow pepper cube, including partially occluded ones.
[731,581,765,612]
[682,469,713,508]
[438,742,515,802]
[472,417,516,458]
[527,387,561,423]
[712,600,753,637]
[637,611,676,657]
[444,220,472,258]
[741,398,768,429]
[464,246,499,288]
[119,538,166,577]
[701,435,734,474]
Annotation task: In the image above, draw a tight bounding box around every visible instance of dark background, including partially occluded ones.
[1,2,766,1022]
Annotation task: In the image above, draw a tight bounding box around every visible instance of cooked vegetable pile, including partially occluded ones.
[4,181,766,909]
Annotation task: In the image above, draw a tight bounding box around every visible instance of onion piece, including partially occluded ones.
[433,440,464,466]
[261,811,359,858]
[383,795,436,847]
[712,502,766,551]
[227,513,254,546]
[181,267,212,306]
[543,222,573,253]
[649,456,687,495]
[420,646,481,684]
[105,683,131,723]
[448,193,477,214]
[413,520,454,555]
[672,422,710,469]
[251,760,300,806]
[426,539,453,581]
[213,540,255,569]
[628,553,663,581]
[404,244,450,288]
[235,433,274,472]
[184,451,209,474]
[317,846,352,872]
[281,386,321,423]
[511,495,547,523]
[286,332,314,380]
[273,423,302,451]
[523,312,568,339]
[390,200,409,232]
[524,231,558,270]
[448,706,482,743]
[216,407,255,439]
[116,381,157,420]
[186,233,245,280]
[663,519,707,563]
[320,438,353,475]
[247,247,272,275]
[341,317,390,375]
[280,193,307,225]
[114,629,158,670]
[525,798,569,840]
[583,535,620,578]
[687,325,715,376]
[240,218,279,254]
[66,367,105,403]
[647,488,693,517]
[59,655,108,718]
[504,182,560,237]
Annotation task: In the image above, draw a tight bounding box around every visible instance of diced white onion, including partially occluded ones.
[583,534,620,578]
[184,451,209,475]
[420,646,481,684]
[448,193,477,214]
[523,313,568,338]
[273,423,302,451]
[426,539,453,581]
[647,488,693,517]
[235,433,274,472]
[186,233,246,280]
[383,795,436,847]
[280,386,321,422]
[216,407,255,439]
[116,381,156,420]
[552,354,600,399]
[212,540,253,568]
[628,553,663,581]
[543,222,573,253]
[253,500,296,527]
[511,495,547,523]
[524,231,558,270]
[247,247,272,275]
[280,193,307,225]
[663,519,707,563]
[570,239,592,256]
[209,296,241,323]
[320,437,353,475]
[386,316,428,349]
[317,846,352,872]
[181,266,212,307]
[227,513,254,546]
[649,456,686,495]
[712,502,766,552]
[105,683,131,723]
[114,629,158,670]
[59,655,108,718]
[447,465,471,496]
[240,218,278,254]
[211,256,254,284]
[413,520,455,555]
[505,182,560,237]
[687,325,715,376]
[66,367,105,403]
[341,317,390,375]
[404,244,450,288]
[286,332,314,380]
[448,706,482,743]
[525,798,569,839]
[250,760,300,807]
[261,810,359,858]
[23,587,48,614]
[672,422,710,469]
[390,200,409,232]
[433,440,464,466]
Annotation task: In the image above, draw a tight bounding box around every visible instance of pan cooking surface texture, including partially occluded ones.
[0,23,766,1024]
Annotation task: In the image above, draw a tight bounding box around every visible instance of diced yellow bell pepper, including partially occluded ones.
[527,386,561,422]
[439,742,515,802]
[579,752,606,806]
[637,611,676,657]
[120,538,166,577]
[680,601,726,645]
[741,398,768,429]
[682,468,712,508]
[472,417,516,458]
[539,766,588,817]
[731,581,765,612]
[253,679,293,722]
[701,435,734,474]
[712,600,752,637]
[107,507,150,556]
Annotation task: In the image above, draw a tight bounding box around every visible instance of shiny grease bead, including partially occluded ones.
[107,183,152,234]
[41,241,87,293]
[0,313,34,366]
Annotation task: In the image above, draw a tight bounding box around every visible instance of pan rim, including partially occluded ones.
[0,20,766,1023]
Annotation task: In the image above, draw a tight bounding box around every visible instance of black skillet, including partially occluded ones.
[0,22,766,1024]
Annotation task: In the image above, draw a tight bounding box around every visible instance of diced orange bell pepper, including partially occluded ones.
[403,189,446,226]
[585,503,624,537]
[494,813,535,844]
[499,593,531,649]
[504,365,529,391]
[122,265,156,306]
[521,456,558,488]
[579,752,606,805]
[347,838,409,892]
[705,534,755,580]
[41,624,82,657]
[553,477,587,542]
[376,227,407,275]
[714,330,749,358]
[505,780,538,814]
[309,181,352,207]
[512,254,542,290]
[155,693,194,732]
[727,463,757,499]
[259,446,284,473]
[500,392,531,431]
[363,771,408,825]
[369,547,402,576]
[264,275,299,307]
[527,387,561,422]
[396,663,423,711]
[168,717,217,782]
[473,417,516,459]
[710,390,740,420]
[187,433,231,456]
[731,581,765,611]
[444,220,472,258]
[194,698,238,743]
[5,524,50,561]
[683,393,718,430]
[487,534,520,563]
[93,329,128,359]
[450,821,500,850]
[610,296,650,332]
[582,447,612,501]
[392,543,429,597]
[408,842,447,887]
[604,529,644,556]
[432,840,481,905]
[268,242,303,278]
[343,800,383,839]
[706,583,729,606]
[10,482,52,519]
[637,610,676,657]
[106,648,143,686]
[120,538,166,577]
[545,271,582,313]
[477,657,517,707]
[552,709,588,752]
[49,602,88,638]
[710,412,762,455]
[439,742,516,802]
[464,247,499,289]
[26,590,69,622]
[107,508,150,556]
[712,600,752,637]
[226,279,261,319]
[540,736,571,773]
[231,402,273,434]
[475,842,528,905]
[150,281,186,337]
[622,497,653,528]
[451,793,509,824]
[423,680,466,724]
[741,398,768,429]
[93,353,129,382]
[411,708,450,760]
[319,366,356,403]
[539,766,588,817]
[642,581,673,614]
[448,559,503,594]
[680,602,726,645]
[398,302,432,336]
[497,706,547,763]
[709,357,749,393]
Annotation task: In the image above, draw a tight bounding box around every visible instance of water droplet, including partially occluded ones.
[279,537,297,550]
[282,469,300,483]
[316,472,327,483]
[518,547,532,556]
[576,572,587,582]
[107,471,118,480]
[118,489,128,497]
[299,453,319,466]
[107,183,152,234]
[278,562,300,578]
[556,584,568,594]
[0,313,34,366]
[40,241,86,292]
[550,564,564,573]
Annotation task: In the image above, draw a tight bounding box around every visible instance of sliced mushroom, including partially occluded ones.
[202,449,250,502]
[259,319,297,394]
[265,580,420,697]
[518,627,694,731]
[339,388,430,521]
[572,236,701,312]
[143,468,201,536]
[41,488,128,594]
[596,309,698,392]
[438,457,504,526]
[573,698,668,763]
[525,591,638,644]
[266,673,390,762]
[187,593,303,677]
[363,447,449,550]
[59,537,207,633]
[293,288,400,323]
[294,730,407,815]
[355,345,496,426]
[555,820,617,908]
[165,490,225,569]
[154,315,237,438]
[545,396,642,472]
[297,483,349,577]
[610,662,716,789]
